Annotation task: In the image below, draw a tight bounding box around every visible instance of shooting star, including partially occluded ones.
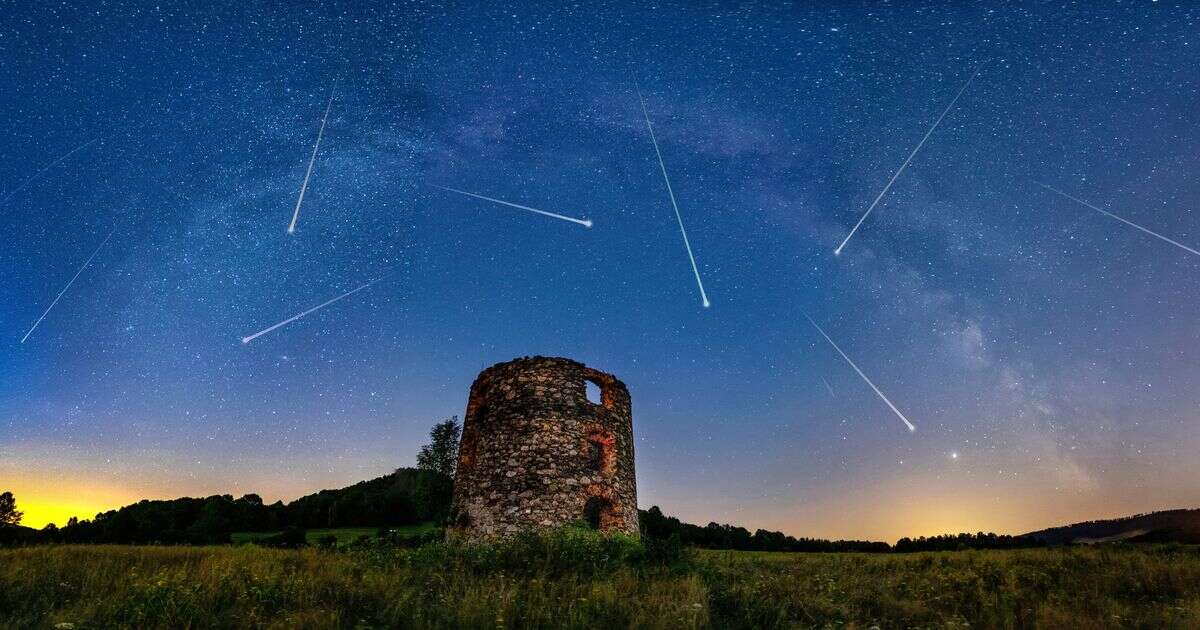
[1,138,99,205]
[21,229,114,344]
[638,90,711,308]
[429,184,592,228]
[241,276,385,344]
[1037,182,1200,258]
[804,315,916,432]
[819,376,836,398]
[288,85,336,234]
[834,69,979,256]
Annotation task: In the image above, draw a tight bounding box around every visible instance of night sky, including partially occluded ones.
[3,2,1199,541]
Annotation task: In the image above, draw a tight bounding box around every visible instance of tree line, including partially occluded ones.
[3,416,1044,551]
[0,418,462,546]
[638,506,1045,553]
[3,467,452,546]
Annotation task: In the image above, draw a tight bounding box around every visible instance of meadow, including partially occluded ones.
[2,532,1199,629]
[229,524,438,547]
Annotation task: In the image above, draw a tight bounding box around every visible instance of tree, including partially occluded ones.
[0,492,23,527]
[416,416,461,478]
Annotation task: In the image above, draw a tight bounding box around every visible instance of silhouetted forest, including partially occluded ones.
[638,506,1055,552]
[638,506,890,552]
[7,468,451,546]
[7,477,1195,551]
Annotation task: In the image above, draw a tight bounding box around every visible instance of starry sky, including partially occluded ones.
[2,1,1199,541]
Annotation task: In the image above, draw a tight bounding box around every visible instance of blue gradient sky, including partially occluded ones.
[2,1,1198,539]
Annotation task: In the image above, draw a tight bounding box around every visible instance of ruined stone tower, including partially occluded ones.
[449,356,638,540]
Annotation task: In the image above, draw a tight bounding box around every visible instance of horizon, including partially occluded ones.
[4,2,1200,544]
[7,459,1198,545]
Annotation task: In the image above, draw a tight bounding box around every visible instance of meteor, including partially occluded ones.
[637,90,711,308]
[21,229,114,344]
[819,376,836,398]
[804,314,916,432]
[288,85,336,234]
[834,69,979,256]
[429,184,592,228]
[241,276,386,344]
[1,138,99,205]
[1037,182,1200,258]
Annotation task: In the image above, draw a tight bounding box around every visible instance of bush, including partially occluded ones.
[255,526,307,548]
[405,527,651,578]
[644,532,688,567]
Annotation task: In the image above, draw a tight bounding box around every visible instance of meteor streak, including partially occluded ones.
[21,229,114,344]
[429,184,592,228]
[288,85,336,234]
[819,376,836,398]
[804,315,916,432]
[1,138,99,205]
[637,90,711,308]
[1037,182,1200,258]
[241,276,385,344]
[834,69,979,256]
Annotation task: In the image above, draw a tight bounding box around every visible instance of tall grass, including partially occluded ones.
[2,534,1198,628]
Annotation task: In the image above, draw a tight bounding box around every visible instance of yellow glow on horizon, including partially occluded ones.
[2,478,138,530]
[17,498,118,530]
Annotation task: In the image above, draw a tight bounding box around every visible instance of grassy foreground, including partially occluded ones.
[2,534,1199,629]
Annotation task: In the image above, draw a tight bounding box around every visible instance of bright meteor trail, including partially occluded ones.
[1037,182,1200,258]
[21,229,114,344]
[819,376,836,398]
[834,69,979,256]
[805,315,916,432]
[638,90,711,308]
[429,184,592,228]
[241,276,385,344]
[1,138,99,205]
[288,85,335,234]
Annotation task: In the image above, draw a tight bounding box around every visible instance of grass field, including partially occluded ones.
[2,534,1199,628]
[230,523,437,546]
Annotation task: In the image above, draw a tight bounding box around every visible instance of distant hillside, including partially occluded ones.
[1023,509,1200,545]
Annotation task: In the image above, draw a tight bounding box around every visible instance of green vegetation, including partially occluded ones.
[3,531,1199,629]
[415,416,460,479]
[231,524,437,547]
[0,492,22,527]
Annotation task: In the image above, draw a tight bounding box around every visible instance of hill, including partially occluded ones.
[1023,508,1200,545]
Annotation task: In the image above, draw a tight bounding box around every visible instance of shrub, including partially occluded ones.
[255,526,306,548]
[408,526,649,578]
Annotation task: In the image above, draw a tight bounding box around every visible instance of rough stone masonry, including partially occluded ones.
[448,356,639,540]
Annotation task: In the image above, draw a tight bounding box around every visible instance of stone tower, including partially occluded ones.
[449,356,638,540]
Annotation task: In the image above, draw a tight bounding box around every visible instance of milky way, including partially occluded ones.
[4,2,1199,540]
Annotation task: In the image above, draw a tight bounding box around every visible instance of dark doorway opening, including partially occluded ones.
[583,496,612,530]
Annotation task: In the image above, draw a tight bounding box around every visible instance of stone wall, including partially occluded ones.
[449,356,638,540]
